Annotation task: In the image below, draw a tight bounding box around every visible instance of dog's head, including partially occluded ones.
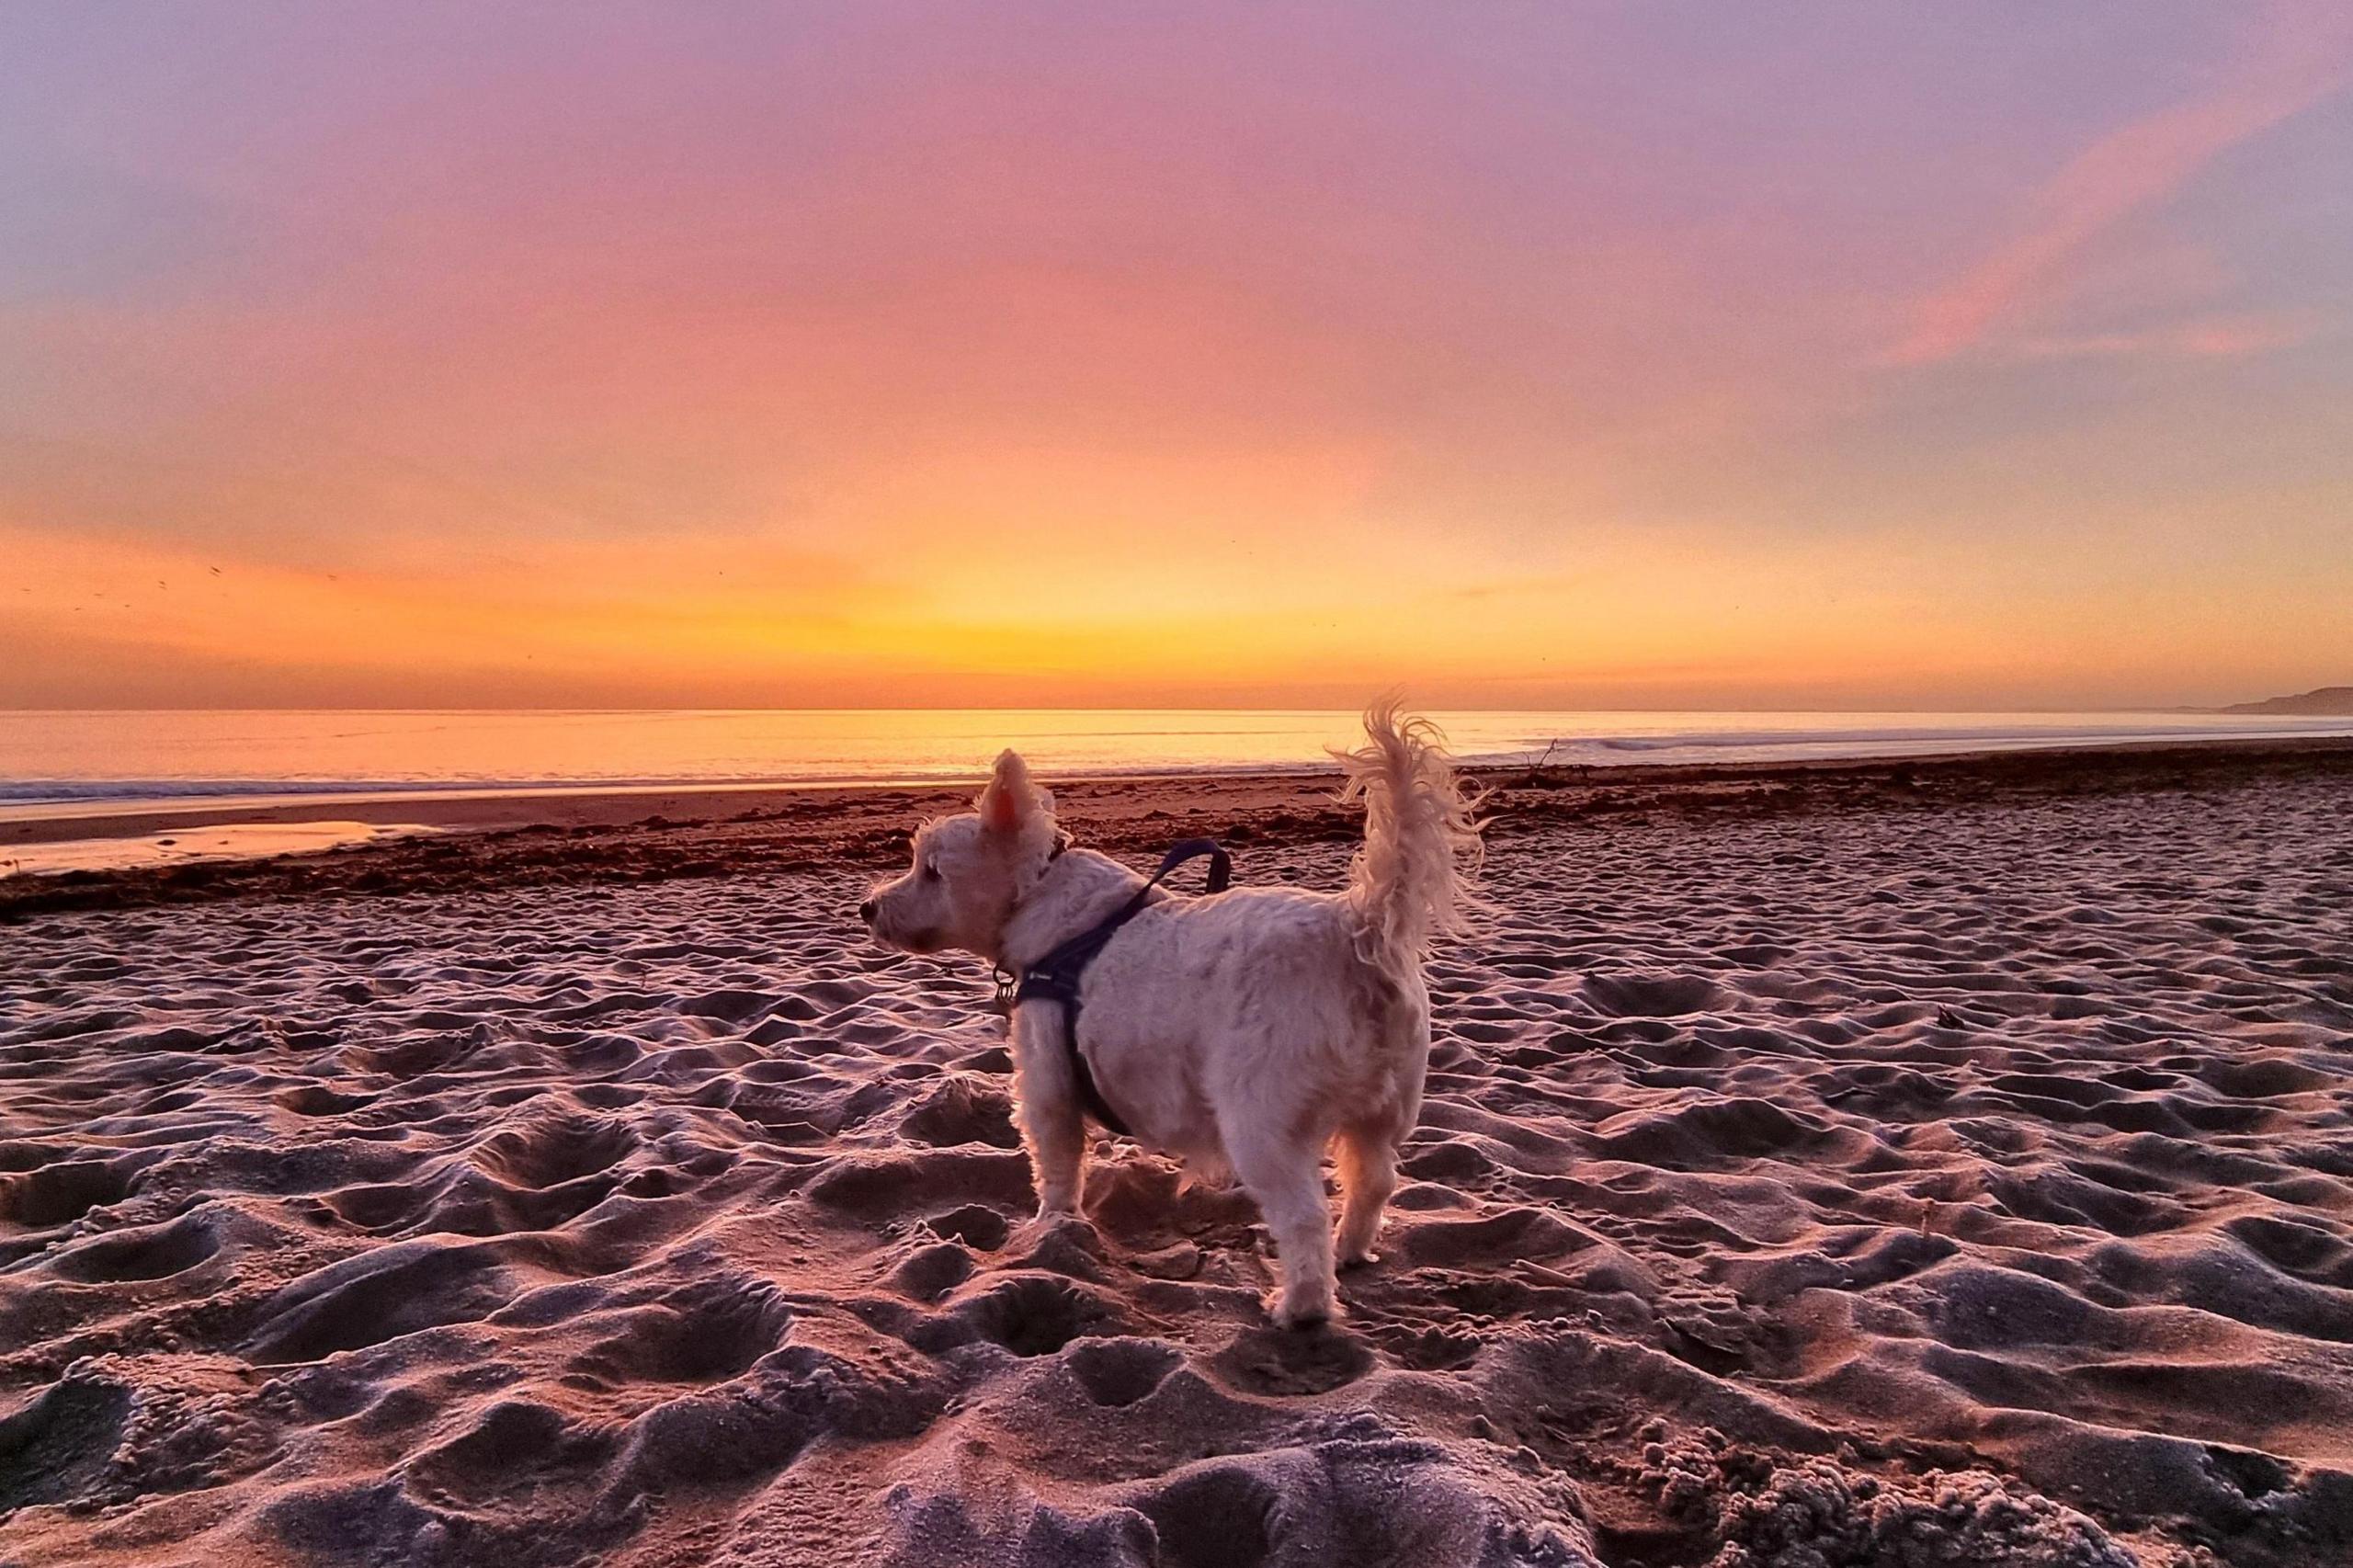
[860,749,1060,959]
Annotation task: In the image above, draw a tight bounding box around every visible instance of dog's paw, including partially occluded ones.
[1267,1290,1339,1330]
[1023,1207,1089,1244]
[1337,1246,1381,1269]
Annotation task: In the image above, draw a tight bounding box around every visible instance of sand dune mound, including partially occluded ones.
[5,774,2353,1563]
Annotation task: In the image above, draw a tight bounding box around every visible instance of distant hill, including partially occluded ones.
[2223,687,2353,715]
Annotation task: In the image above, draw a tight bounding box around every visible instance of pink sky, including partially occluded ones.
[4,3,2348,709]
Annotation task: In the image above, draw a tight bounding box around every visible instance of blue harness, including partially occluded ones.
[994,839,1232,1136]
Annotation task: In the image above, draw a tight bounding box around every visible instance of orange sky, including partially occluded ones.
[5,4,2350,710]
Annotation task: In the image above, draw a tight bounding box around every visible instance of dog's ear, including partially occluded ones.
[977,749,1038,835]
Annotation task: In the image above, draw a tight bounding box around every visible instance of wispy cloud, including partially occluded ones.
[2010,311,2317,363]
[1889,2,2353,366]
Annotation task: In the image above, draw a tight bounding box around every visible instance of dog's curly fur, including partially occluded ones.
[862,702,1483,1326]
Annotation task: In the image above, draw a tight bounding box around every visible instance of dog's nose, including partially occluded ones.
[858,898,878,924]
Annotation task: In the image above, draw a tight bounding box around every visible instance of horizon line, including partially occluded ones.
[0,700,2287,717]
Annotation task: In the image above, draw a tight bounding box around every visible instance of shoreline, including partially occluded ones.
[6,717,2353,844]
[0,767,1351,838]
[10,731,2353,846]
[6,733,2351,922]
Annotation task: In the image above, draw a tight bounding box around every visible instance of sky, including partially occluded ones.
[4,2,2349,711]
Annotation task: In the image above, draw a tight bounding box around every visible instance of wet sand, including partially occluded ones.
[4,741,2352,1565]
[0,822,444,880]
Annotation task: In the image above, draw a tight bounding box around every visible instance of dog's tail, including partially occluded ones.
[1336,699,1483,976]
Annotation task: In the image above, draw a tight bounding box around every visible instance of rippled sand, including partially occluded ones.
[4,761,2351,1566]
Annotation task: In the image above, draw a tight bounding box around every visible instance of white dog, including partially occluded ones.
[860,702,1481,1326]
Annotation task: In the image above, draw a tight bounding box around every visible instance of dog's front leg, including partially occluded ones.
[1008,1002,1088,1216]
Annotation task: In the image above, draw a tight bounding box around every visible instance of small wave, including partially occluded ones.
[0,760,1345,812]
[0,778,658,805]
[1570,718,2353,756]
[0,776,849,809]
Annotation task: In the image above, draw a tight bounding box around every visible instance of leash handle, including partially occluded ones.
[1148,837,1231,896]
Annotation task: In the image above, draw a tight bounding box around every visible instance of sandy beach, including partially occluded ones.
[5,742,2352,1566]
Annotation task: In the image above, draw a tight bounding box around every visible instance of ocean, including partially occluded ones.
[5,708,2350,818]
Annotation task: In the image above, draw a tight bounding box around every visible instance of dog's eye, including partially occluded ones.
[920,862,941,882]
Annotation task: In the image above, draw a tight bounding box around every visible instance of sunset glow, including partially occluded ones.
[6,3,2349,709]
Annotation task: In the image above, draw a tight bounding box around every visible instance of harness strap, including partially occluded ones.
[1003,838,1232,1135]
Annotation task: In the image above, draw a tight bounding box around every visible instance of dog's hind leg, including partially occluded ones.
[1338,996,1430,1268]
[1223,1111,1337,1327]
[1335,1117,1403,1268]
